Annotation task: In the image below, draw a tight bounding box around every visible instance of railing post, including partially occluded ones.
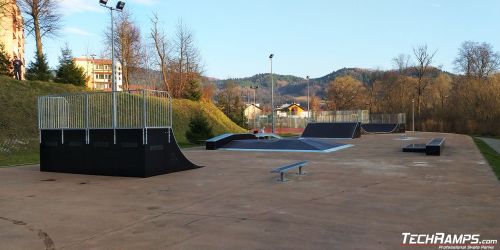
[85,93,89,144]
[143,90,147,145]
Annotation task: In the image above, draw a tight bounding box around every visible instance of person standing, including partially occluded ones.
[12,56,23,80]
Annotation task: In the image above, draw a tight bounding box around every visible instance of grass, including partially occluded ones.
[0,76,245,166]
[0,150,39,167]
[473,137,500,181]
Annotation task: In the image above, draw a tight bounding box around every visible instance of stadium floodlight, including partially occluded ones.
[99,0,108,5]
[269,53,275,133]
[116,1,125,10]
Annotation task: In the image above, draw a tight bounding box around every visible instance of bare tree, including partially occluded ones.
[454,41,500,80]
[413,44,437,127]
[392,54,411,74]
[19,0,61,57]
[392,54,412,112]
[172,20,202,98]
[150,13,171,92]
[106,10,142,90]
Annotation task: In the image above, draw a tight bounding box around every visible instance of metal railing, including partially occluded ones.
[38,90,172,144]
[247,111,406,130]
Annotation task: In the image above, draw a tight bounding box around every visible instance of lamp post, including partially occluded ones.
[90,54,96,89]
[412,98,415,133]
[306,75,310,123]
[269,54,274,133]
[100,0,125,141]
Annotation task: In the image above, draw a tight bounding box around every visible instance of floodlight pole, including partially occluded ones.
[269,54,274,134]
[91,54,96,89]
[100,2,123,138]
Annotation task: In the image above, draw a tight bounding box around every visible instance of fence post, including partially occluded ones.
[85,93,89,144]
[143,90,147,145]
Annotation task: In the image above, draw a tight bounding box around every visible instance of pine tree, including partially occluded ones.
[26,54,52,81]
[0,43,13,77]
[184,79,202,101]
[185,112,214,144]
[55,45,86,86]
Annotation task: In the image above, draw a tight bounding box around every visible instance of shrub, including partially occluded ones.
[185,112,214,144]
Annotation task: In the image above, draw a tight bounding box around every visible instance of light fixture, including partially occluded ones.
[99,0,108,5]
[116,1,125,10]
[269,54,274,59]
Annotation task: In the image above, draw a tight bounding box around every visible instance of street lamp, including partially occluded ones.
[90,54,96,89]
[100,0,125,143]
[306,76,310,123]
[269,53,274,133]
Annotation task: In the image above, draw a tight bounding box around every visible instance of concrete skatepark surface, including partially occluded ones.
[0,132,499,249]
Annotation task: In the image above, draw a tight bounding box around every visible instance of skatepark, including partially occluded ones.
[0,90,497,249]
[1,131,499,249]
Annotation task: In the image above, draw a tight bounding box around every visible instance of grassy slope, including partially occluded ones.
[0,76,245,166]
[473,137,500,181]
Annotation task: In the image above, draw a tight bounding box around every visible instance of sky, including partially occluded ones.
[23,0,500,79]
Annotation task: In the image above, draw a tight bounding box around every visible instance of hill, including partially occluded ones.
[212,68,455,105]
[0,76,245,166]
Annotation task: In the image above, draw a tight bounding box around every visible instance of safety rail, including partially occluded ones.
[38,90,172,130]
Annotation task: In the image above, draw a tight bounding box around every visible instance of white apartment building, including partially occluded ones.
[74,57,123,91]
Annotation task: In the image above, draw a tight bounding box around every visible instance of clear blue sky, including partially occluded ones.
[24,0,500,79]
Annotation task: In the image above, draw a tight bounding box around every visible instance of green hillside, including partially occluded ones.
[0,76,245,166]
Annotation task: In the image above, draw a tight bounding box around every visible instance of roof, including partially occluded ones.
[74,57,113,65]
[277,102,305,111]
[245,104,262,110]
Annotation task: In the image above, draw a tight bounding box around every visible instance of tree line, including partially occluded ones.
[321,42,500,135]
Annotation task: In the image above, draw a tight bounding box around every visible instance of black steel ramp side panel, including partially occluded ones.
[402,144,427,153]
[40,128,200,177]
[361,123,400,133]
[301,123,359,139]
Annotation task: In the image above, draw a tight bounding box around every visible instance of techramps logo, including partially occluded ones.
[401,233,497,249]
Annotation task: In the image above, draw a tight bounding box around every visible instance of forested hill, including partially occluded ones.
[214,74,306,88]
[213,67,454,98]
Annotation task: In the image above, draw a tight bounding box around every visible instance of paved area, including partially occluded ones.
[478,137,500,154]
[0,132,499,249]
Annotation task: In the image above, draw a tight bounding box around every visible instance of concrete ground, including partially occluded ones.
[478,137,500,154]
[0,132,499,250]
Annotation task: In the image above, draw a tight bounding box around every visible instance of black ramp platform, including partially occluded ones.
[220,138,350,152]
[361,123,403,133]
[40,128,200,177]
[206,133,257,150]
[301,122,361,139]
